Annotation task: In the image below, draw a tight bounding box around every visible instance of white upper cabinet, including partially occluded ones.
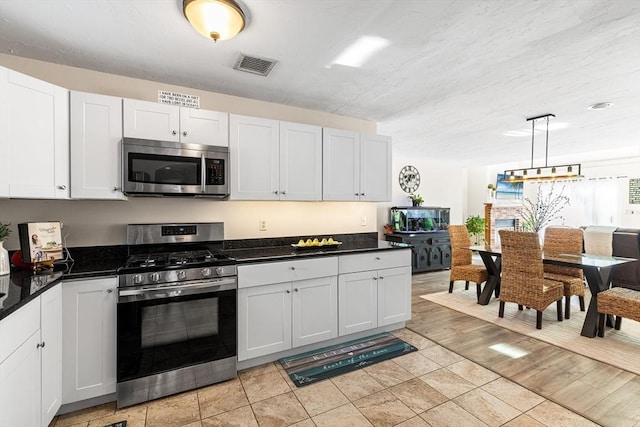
[0,66,69,199]
[322,128,391,202]
[361,133,392,201]
[70,91,126,200]
[230,114,279,200]
[123,98,228,146]
[123,99,180,142]
[179,107,229,146]
[279,121,322,201]
[229,115,322,201]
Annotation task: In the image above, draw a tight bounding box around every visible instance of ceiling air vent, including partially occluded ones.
[233,53,278,77]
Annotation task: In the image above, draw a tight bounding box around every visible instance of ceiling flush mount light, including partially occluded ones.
[183,0,246,42]
[503,113,582,183]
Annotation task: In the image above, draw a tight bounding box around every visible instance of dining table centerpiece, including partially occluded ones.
[520,182,570,232]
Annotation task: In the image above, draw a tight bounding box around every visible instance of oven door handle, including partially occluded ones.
[118,278,236,303]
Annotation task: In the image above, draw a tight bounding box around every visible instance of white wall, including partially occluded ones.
[375,157,466,232]
[0,55,380,249]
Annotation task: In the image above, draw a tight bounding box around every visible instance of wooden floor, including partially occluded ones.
[410,270,640,427]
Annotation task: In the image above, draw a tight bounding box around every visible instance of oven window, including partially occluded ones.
[117,289,236,382]
[128,153,201,185]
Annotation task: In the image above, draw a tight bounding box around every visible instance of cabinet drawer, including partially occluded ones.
[0,297,40,363]
[339,249,411,274]
[239,257,338,288]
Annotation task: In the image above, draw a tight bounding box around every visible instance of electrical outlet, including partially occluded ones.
[361,216,367,226]
[260,219,267,231]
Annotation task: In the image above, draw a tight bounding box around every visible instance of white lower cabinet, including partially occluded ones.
[41,285,63,425]
[338,250,412,336]
[0,285,62,427]
[237,258,338,361]
[377,266,412,326]
[338,271,378,335]
[62,277,117,404]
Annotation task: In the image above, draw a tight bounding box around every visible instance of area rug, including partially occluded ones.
[420,290,640,375]
[279,333,417,386]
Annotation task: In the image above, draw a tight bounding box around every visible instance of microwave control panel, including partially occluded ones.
[205,159,225,185]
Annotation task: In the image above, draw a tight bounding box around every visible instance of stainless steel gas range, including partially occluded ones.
[116,222,237,408]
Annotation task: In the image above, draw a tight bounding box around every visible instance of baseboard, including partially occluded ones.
[57,393,116,415]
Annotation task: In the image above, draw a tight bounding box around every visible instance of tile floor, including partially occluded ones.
[51,271,623,427]
[52,329,598,427]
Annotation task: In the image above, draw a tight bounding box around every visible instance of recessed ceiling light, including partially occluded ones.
[587,102,613,110]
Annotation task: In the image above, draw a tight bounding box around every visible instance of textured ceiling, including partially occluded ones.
[0,0,639,166]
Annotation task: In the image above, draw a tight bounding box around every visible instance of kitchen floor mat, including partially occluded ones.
[279,332,417,387]
[104,421,126,427]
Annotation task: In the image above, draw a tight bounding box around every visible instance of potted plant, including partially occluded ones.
[465,215,485,244]
[487,183,497,201]
[0,222,11,275]
[408,193,424,206]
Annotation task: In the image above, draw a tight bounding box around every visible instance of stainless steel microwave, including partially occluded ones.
[122,138,229,198]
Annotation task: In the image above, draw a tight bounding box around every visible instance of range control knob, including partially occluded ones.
[149,272,161,283]
[132,274,143,285]
[215,267,224,276]
[177,270,187,280]
[201,267,212,278]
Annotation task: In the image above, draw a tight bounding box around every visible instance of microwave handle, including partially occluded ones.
[201,153,206,193]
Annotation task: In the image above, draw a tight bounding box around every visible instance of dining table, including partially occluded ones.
[468,245,636,338]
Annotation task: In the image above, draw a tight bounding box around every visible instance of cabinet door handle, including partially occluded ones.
[106,288,113,293]
[290,266,295,270]
[112,186,120,191]
[57,185,67,190]
[360,193,365,196]
[375,257,381,261]
[274,190,279,194]
[373,277,378,280]
[379,276,384,280]
[286,289,291,294]
[172,130,177,135]
[183,131,188,136]
[281,191,286,195]
[294,288,299,292]
[37,341,45,349]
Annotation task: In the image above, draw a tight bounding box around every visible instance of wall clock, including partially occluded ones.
[399,165,420,193]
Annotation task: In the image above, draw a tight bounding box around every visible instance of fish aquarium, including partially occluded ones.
[390,206,450,233]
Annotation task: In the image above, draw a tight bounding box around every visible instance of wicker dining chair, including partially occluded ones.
[448,225,488,301]
[498,230,564,329]
[543,227,586,319]
[597,287,640,337]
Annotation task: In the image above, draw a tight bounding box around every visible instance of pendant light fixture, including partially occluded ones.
[503,113,582,183]
[183,0,246,42]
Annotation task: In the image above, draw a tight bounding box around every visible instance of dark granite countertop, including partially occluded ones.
[0,255,125,321]
[0,235,411,322]
[226,240,411,263]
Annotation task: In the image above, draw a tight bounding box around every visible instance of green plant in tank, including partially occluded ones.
[0,222,11,241]
[465,215,485,244]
